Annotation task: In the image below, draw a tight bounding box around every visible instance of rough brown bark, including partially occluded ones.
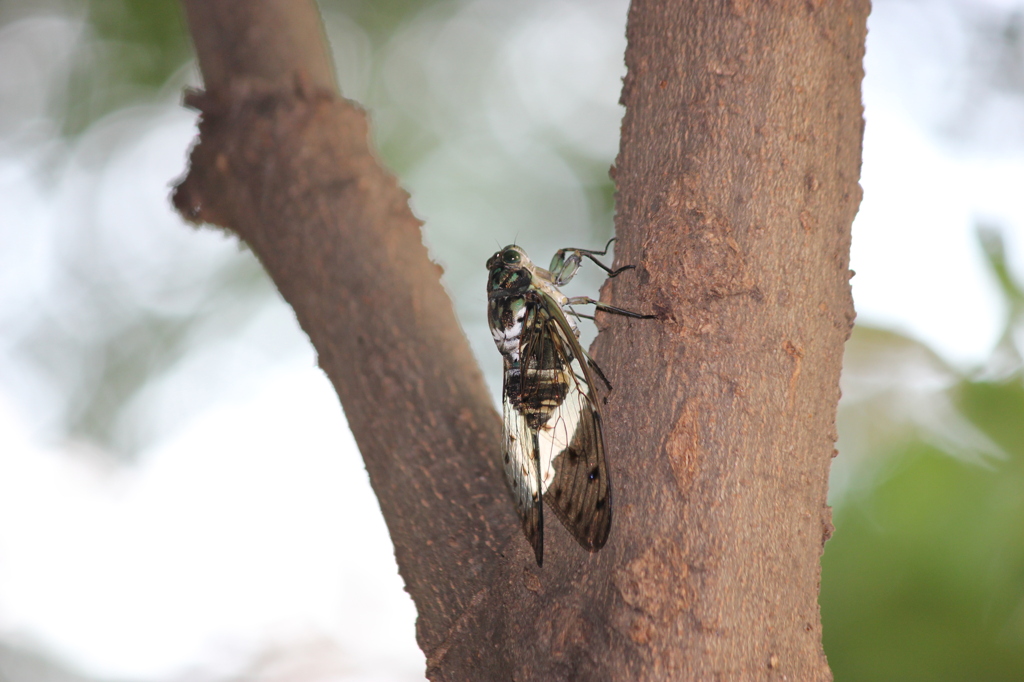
[172,0,866,680]
[591,0,866,677]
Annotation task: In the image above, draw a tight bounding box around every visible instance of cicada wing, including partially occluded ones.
[501,368,544,565]
[543,382,611,551]
[526,296,612,552]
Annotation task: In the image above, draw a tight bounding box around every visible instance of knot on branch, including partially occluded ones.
[181,69,337,117]
[170,71,364,236]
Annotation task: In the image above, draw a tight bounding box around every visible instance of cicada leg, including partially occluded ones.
[549,238,637,286]
[566,296,656,320]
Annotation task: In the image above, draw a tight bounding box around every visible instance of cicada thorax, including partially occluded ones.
[487,262,531,295]
[487,259,535,364]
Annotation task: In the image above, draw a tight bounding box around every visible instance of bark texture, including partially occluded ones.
[173,0,867,680]
[588,0,867,678]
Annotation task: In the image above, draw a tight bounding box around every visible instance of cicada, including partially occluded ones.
[486,240,652,565]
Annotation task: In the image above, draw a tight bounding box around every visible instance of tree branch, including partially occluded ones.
[172,0,517,658]
[588,0,866,677]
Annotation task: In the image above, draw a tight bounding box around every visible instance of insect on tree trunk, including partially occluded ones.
[172,0,867,679]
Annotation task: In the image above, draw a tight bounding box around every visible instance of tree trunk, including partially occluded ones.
[172,1,866,680]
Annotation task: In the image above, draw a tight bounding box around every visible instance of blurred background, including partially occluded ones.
[0,0,1021,679]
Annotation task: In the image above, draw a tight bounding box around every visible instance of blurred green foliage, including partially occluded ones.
[328,0,450,37]
[822,231,1024,681]
[61,0,188,134]
[823,426,1024,680]
[84,0,187,87]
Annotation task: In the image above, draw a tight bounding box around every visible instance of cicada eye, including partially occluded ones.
[502,249,521,265]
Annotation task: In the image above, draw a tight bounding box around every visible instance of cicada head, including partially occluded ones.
[487,245,533,296]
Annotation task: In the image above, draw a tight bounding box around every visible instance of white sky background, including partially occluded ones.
[853,0,1024,364]
[0,0,1023,681]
